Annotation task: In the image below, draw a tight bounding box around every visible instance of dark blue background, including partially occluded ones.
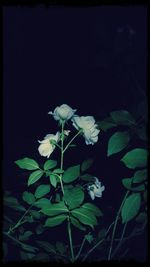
[3,5,147,261]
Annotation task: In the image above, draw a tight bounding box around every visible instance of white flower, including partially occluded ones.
[48,104,76,122]
[88,177,105,200]
[72,116,100,145]
[64,130,71,136]
[38,132,60,158]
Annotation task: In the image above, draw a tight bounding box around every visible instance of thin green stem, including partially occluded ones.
[8,203,35,233]
[75,235,87,260]
[111,222,128,259]
[4,231,28,247]
[63,130,82,153]
[59,121,65,195]
[82,221,115,262]
[68,218,75,262]
[108,190,130,260]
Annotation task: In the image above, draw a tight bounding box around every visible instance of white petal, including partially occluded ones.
[89,190,95,200]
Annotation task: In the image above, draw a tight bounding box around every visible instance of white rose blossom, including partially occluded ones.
[48,104,76,122]
[88,177,105,200]
[38,132,60,158]
[72,116,100,145]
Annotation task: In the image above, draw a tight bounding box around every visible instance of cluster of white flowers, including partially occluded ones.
[38,104,100,158]
[88,177,105,200]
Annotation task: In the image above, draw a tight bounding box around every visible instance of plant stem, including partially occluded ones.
[111,222,128,259]
[108,190,130,260]
[75,235,87,260]
[8,203,34,233]
[68,218,75,262]
[82,221,115,262]
[63,130,82,153]
[59,121,65,195]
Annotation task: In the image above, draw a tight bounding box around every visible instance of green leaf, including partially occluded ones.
[85,233,94,244]
[44,160,57,170]
[15,157,39,170]
[122,178,145,191]
[81,203,103,217]
[30,210,41,219]
[97,117,117,131]
[55,193,61,202]
[34,198,51,208]
[35,185,50,199]
[41,201,68,216]
[63,165,80,183]
[21,244,38,253]
[133,169,147,183]
[71,207,98,228]
[79,174,95,182]
[19,231,33,241]
[22,191,35,204]
[50,174,57,188]
[44,214,67,227]
[81,158,94,172]
[121,193,141,224]
[56,242,66,255]
[70,216,86,231]
[107,131,130,156]
[121,148,148,169]
[110,110,136,126]
[28,170,44,186]
[36,241,56,254]
[53,168,64,174]
[4,196,26,212]
[63,186,84,209]
[35,224,45,235]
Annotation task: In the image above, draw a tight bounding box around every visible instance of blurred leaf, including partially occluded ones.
[143,190,147,203]
[15,157,39,170]
[4,196,26,212]
[44,214,67,227]
[28,170,44,186]
[70,216,86,231]
[110,110,136,126]
[122,178,145,191]
[44,160,57,170]
[133,169,147,183]
[35,184,50,199]
[63,186,84,209]
[19,231,33,241]
[121,193,141,224]
[63,165,80,183]
[97,117,117,131]
[85,233,94,244]
[30,210,41,219]
[21,244,38,253]
[79,174,95,182]
[121,148,148,169]
[136,125,147,141]
[55,193,61,202]
[36,241,56,254]
[81,203,103,217]
[107,131,130,156]
[98,228,107,239]
[22,191,35,205]
[35,224,45,235]
[81,158,94,172]
[135,212,147,223]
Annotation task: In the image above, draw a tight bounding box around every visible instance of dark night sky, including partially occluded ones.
[2,5,147,261]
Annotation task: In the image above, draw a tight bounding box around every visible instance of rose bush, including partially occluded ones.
[48,104,76,122]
